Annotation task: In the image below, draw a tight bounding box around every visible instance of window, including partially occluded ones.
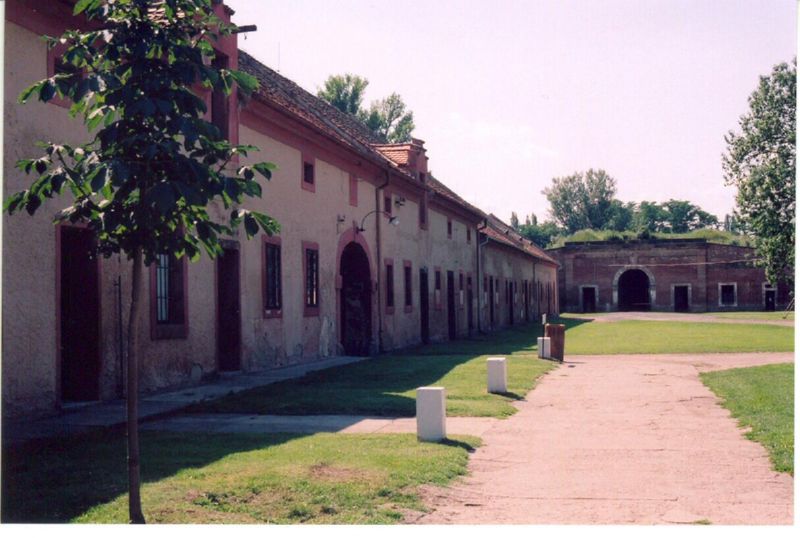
[47,43,77,109]
[385,259,395,314]
[483,276,489,303]
[459,272,464,308]
[349,174,358,207]
[151,253,187,339]
[263,237,282,316]
[419,195,428,229]
[434,268,442,309]
[301,155,315,193]
[303,242,319,316]
[719,283,737,307]
[384,194,392,215]
[211,55,230,140]
[303,162,315,184]
[404,261,413,312]
[467,228,471,243]
[447,219,453,239]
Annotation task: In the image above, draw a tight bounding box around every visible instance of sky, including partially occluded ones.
[226,0,797,225]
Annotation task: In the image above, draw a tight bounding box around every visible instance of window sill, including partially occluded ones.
[264,309,282,319]
[152,324,188,340]
[304,306,320,317]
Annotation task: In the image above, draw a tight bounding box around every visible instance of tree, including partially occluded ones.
[5,0,277,523]
[723,59,796,286]
[517,214,562,248]
[316,73,368,116]
[661,199,718,233]
[362,93,415,143]
[543,169,617,233]
[606,199,635,232]
[633,201,670,233]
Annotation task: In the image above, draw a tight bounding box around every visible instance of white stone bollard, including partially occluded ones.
[416,387,446,442]
[487,357,508,394]
[538,337,551,359]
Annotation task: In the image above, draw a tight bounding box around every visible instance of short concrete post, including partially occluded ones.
[416,387,446,442]
[487,357,507,393]
[538,337,551,359]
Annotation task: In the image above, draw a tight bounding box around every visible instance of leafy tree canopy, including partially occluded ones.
[542,168,617,233]
[723,59,796,285]
[318,74,415,143]
[316,73,368,116]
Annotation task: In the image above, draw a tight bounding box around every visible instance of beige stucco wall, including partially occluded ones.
[2,18,559,420]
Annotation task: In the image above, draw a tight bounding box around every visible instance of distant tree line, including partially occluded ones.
[510,169,729,248]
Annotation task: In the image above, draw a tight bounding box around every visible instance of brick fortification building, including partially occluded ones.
[550,239,790,313]
[2,1,558,419]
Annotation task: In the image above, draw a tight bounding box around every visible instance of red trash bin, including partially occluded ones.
[544,323,565,361]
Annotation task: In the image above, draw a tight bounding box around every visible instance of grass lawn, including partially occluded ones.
[702,311,794,322]
[192,324,555,418]
[2,430,479,523]
[700,363,794,474]
[558,318,794,354]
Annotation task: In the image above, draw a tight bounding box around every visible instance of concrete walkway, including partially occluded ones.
[417,352,794,525]
[2,355,368,446]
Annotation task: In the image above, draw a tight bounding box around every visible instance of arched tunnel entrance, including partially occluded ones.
[618,269,651,311]
[340,242,372,355]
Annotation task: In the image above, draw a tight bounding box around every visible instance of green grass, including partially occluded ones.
[192,324,556,418]
[702,311,794,322]
[557,317,794,354]
[549,228,753,248]
[2,429,479,523]
[701,363,794,474]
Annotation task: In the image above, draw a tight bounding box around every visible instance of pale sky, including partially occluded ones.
[226,0,797,224]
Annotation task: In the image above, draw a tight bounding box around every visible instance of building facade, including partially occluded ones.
[2,1,559,419]
[550,239,790,313]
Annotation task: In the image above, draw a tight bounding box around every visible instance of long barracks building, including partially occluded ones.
[2,1,559,419]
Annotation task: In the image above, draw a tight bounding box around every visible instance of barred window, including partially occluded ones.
[404,264,413,308]
[155,254,185,325]
[305,247,319,307]
[265,242,281,310]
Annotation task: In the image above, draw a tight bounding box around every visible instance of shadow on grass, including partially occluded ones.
[1,428,304,523]
[190,322,565,417]
[435,438,478,453]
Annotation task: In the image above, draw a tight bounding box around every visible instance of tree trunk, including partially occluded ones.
[127,247,146,524]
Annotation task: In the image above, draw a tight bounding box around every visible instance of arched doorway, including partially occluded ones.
[618,269,651,311]
[340,242,372,355]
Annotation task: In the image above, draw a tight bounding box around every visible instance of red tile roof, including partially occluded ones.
[483,214,558,265]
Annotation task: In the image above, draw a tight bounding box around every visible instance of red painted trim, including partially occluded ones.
[262,235,282,319]
[403,260,413,313]
[384,257,395,315]
[302,240,320,317]
[301,152,316,193]
[149,255,189,340]
[46,43,72,109]
[240,102,384,185]
[6,0,89,38]
[349,174,358,207]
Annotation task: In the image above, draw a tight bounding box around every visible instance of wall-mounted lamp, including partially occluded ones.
[336,214,346,233]
[358,210,399,232]
[395,196,406,207]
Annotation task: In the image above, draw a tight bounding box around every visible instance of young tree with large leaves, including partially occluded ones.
[723,59,796,286]
[5,0,277,523]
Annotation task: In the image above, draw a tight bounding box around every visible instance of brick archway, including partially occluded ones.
[336,226,376,355]
[612,265,656,310]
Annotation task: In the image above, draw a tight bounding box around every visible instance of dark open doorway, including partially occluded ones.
[618,269,651,311]
[467,276,474,334]
[508,281,514,325]
[340,242,372,355]
[419,268,430,344]
[447,271,456,340]
[582,287,597,313]
[60,226,101,402]
[217,245,241,371]
[674,285,689,312]
[765,288,776,311]
[489,277,495,327]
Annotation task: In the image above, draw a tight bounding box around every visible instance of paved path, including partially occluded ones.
[565,311,794,327]
[417,352,794,525]
[2,355,369,446]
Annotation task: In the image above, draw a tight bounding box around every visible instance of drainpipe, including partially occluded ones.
[375,169,391,352]
[476,219,489,332]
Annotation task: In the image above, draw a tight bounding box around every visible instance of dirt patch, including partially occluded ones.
[309,462,372,482]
